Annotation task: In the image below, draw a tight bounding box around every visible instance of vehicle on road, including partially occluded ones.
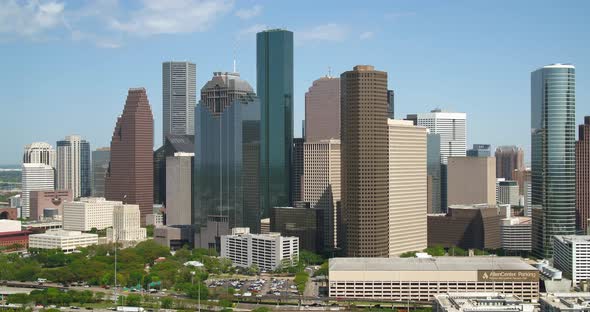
[116,307,145,312]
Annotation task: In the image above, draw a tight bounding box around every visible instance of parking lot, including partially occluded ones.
[207,275,300,299]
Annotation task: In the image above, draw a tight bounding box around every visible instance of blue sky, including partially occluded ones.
[0,0,589,165]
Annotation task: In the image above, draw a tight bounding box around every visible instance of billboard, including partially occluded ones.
[477,270,538,282]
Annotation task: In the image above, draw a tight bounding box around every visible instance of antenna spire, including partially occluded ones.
[233,43,237,73]
[328,66,332,78]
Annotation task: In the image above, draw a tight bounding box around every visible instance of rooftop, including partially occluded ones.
[435,292,534,312]
[329,257,536,272]
[540,293,590,309]
[554,235,590,243]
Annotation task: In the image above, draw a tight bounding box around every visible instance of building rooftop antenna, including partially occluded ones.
[327,66,332,78]
[233,42,237,73]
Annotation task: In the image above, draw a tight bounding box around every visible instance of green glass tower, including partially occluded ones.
[531,64,576,259]
[257,29,294,227]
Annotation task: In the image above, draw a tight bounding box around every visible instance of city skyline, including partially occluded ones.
[1,1,590,164]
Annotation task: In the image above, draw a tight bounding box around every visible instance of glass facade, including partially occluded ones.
[80,141,90,197]
[257,29,294,221]
[194,73,260,244]
[427,133,442,213]
[531,65,576,259]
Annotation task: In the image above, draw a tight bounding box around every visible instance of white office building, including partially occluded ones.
[23,142,56,168]
[415,109,467,164]
[553,235,590,287]
[63,197,121,231]
[21,163,54,218]
[220,228,299,272]
[29,229,98,252]
[540,293,590,312]
[0,220,22,233]
[498,180,520,206]
[9,194,21,209]
[501,216,532,252]
[107,204,147,242]
[162,61,196,141]
[434,292,536,312]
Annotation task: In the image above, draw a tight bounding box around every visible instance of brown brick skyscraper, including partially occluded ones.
[576,116,590,231]
[340,65,389,257]
[105,88,154,225]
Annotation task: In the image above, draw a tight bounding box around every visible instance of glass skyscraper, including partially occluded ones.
[257,29,294,222]
[194,72,260,248]
[531,64,576,259]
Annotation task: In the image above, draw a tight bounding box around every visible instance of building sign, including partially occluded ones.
[477,270,538,282]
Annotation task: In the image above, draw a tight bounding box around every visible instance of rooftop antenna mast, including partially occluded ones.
[233,42,237,73]
[328,66,332,78]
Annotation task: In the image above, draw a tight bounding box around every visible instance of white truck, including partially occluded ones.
[116,307,144,312]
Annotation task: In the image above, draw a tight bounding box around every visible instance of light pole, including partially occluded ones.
[191,271,200,312]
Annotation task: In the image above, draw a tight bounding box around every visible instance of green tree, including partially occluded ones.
[145,225,154,238]
[185,282,208,301]
[294,272,309,294]
[94,292,105,302]
[160,297,173,309]
[423,245,445,256]
[126,294,142,307]
[399,251,418,258]
[247,264,260,275]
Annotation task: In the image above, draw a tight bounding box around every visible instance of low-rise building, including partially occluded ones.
[501,213,532,253]
[329,257,539,302]
[146,213,164,226]
[0,208,18,220]
[0,220,22,232]
[63,197,121,231]
[29,190,72,220]
[434,292,536,312]
[553,235,590,287]
[154,225,194,250]
[0,220,30,251]
[539,292,590,311]
[29,229,98,252]
[221,228,299,272]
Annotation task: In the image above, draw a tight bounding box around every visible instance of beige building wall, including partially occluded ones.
[448,156,496,206]
[166,153,193,226]
[303,139,341,249]
[388,119,428,256]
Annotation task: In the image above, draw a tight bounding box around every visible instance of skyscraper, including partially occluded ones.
[23,142,56,168]
[531,64,576,258]
[303,139,341,250]
[166,152,193,226]
[56,135,90,198]
[495,146,525,180]
[414,110,467,211]
[21,163,54,218]
[387,89,395,119]
[105,88,154,224]
[153,135,194,205]
[341,65,389,257]
[162,61,196,142]
[91,147,110,197]
[304,76,340,141]
[467,144,492,157]
[193,72,260,248]
[257,29,294,220]
[447,157,496,206]
[388,119,427,256]
[427,133,442,213]
[291,138,304,203]
[576,116,590,232]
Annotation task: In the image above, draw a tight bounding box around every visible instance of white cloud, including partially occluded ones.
[359,31,374,40]
[235,4,262,20]
[236,23,267,40]
[0,0,65,36]
[385,11,416,20]
[297,23,349,43]
[110,0,233,36]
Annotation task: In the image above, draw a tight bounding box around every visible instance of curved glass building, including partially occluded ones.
[193,72,260,249]
[531,64,576,259]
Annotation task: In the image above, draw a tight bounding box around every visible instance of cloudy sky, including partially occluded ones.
[0,0,589,164]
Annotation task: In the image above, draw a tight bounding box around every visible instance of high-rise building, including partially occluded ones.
[304,76,340,141]
[495,146,525,180]
[166,152,193,226]
[497,180,520,206]
[553,235,590,287]
[512,168,531,196]
[63,197,121,231]
[291,138,304,203]
[162,61,196,142]
[576,117,590,232]
[153,135,194,205]
[447,156,496,206]
[467,144,491,157]
[531,64,576,259]
[56,135,90,198]
[303,139,341,249]
[105,88,154,225]
[270,205,324,253]
[21,163,54,218]
[107,203,147,242]
[340,65,389,257]
[388,119,427,256]
[257,29,294,220]
[91,147,110,197]
[23,142,56,168]
[387,90,395,119]
[413,110,467,211]
[194,72,260,249]
[427,133,442,213]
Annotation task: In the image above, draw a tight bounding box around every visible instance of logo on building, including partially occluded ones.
[477,270,538,282]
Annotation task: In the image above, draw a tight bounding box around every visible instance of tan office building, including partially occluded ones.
[388,119,427,256]
[303,139,341,249]
[448,156,496,206]
[329,257,539,302]
[340,65,389,257]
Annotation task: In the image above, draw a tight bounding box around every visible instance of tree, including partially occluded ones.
[294,272,309,294]
[423,245,445,256]
[160,297,173,309]
[126,294,142,307]
[299,250,324,266]
[186,282,208,301]
[94,292,105,302]
[399,251,418,258]
[247,264,260,276]
[145,225,154,238]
